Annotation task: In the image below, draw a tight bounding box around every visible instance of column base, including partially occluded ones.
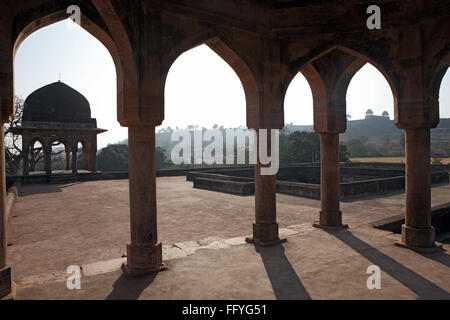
[313,223,349,230]
[122,243,167,277]
[245,223,287,246]
[0,267,14,300]
[245,237,287,246]
[397,224,437,250]
[314,211,347,229]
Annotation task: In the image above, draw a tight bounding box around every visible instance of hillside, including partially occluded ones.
[114,117,450,158]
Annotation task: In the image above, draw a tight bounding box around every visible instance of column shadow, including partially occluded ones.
[105,273,157,300]
[254,244,311,300]
[326,229,450,300]
[419,249,450,268]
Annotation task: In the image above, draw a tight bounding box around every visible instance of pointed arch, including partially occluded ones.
[285,44,398,105]
[284,45,398,131]
[163,35,259,128]
[427,46,450,119]
[12,6,138,127]
[30,137,46,149]
[283,71,313,126]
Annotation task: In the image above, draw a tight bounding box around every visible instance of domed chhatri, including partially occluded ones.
[23,81,93,124]
[11,81,107,176]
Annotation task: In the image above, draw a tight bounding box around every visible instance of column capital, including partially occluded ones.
[395,98,439,129]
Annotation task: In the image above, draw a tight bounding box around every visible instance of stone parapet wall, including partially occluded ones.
[188,164,449,200]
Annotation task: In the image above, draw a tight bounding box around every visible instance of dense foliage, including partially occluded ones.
[97,144,170,172]
[280,131,350,164]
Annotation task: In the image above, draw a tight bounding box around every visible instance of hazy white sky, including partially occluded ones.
[14,20,450,149]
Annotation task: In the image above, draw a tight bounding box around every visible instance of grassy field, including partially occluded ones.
[350,157,450,165]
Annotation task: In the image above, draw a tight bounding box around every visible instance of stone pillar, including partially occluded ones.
[0,124,12,298]
[122,126,165,276]
[315,133,346,228]
[398,128,435,249]
[71,142,78,174]
[44,143,52,175]
[29,148,36,172]
[246,130,285,246]
[65,144,71,171]
[22,140,30,176]
[0,125,7,269]
[89,138,97,172]
[82,144,89,170]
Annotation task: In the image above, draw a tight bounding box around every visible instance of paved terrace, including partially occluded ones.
[7,177,450,299]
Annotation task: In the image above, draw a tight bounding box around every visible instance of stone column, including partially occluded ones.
[398,128,435,249]
[71,141,78,174]
[89,138,97,172]
[22,139,30,176]
[82,144,89,170]
[0,125,7,269]
[246,130,285,246]
[122,126,165,276]
[315,133,346,228]
[65,144,71,171]
[0,124,12,298]
[44,143,52,175]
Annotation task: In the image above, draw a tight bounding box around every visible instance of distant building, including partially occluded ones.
[365,109,390,120]
[11,81,107,175]
[365,109,374,119]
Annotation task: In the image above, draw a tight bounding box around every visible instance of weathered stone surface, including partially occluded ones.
[7,178,450,283]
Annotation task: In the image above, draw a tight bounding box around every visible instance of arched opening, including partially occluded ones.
[344,63,397,161]
[432,67,450,161]
[163,44,247,130]
[283,46,399,229]
[49,139,68,173]
[14,20,119,152]
[158,42,258,243]
[281,72,317,164]
[284,72,314,128]
[29,139,44,173]
[74,141,84,172]
[6,14,123,280]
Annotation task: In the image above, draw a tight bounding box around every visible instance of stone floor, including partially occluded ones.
[14,226,450,300]
[7,177,450,300]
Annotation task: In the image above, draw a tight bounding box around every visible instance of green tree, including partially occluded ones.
[345,139,368,157]
[280,131,320,164]
[339,144,350,162]
[97,144,129,172]
[280,131,350,164]
[156,147,170,169]
[98,144,170,172]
